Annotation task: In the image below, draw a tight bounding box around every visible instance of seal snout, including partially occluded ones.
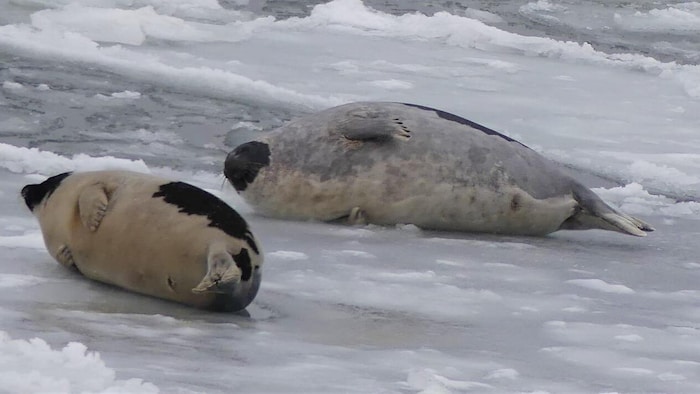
[21,184,38,211]
[224,141,271,192]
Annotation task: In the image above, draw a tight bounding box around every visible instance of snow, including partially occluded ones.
[0,331,158,393]
[1,0,700,392]
[614,4,700,34]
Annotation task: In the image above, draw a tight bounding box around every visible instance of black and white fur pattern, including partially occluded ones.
[22,170,263,311]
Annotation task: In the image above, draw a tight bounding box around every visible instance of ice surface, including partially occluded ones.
[614,4,700,34]
[0,331,158,393]
[1,0,700,392]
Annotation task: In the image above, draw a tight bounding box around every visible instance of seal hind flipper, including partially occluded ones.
[338,108,411,141]
[192,242,241,294]
[561,184,653,237]
[77,183,110,231]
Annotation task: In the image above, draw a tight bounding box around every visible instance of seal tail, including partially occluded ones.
[561,184,654,237]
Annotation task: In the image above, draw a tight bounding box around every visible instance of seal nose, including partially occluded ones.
[209,269,262,312]
[223,153,248,192]
[20,184,36,211]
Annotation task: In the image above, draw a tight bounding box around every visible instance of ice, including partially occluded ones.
[614,5,700,34]
[520,0,567,15]
[0,233,45,250]
[109,90,141,99]
[566,279,635,294]
[1,0,700,392]
[0,143,150,176]
[0,331,158,393]
[266,250,309,261]
[0,273,49,288]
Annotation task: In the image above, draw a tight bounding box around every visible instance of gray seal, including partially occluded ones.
[22,170,263,311]
[224,102,653,237]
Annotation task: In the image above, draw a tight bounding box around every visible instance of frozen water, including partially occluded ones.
[1,0,700,393]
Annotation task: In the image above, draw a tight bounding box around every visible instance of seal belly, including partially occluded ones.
[25,171,263,311]
[364,186,577,235]
[68,184,220,308]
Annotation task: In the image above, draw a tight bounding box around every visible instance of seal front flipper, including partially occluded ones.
[338,108,411,141]
[347,206,368,225]
[77,183,110,232]
[192,242,242,294]
[55,244,76,269]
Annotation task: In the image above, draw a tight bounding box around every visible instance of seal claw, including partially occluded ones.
[192,244,241,294]
[348,206,368,225]
[78,183,109,232]
[56,244,76,269]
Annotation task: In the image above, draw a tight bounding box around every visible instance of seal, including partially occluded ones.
[21,170,263,311]
[224,102,653,237]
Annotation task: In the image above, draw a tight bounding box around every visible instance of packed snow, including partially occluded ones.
[1,0,699,392]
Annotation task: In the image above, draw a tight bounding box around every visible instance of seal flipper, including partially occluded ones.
[561,184,654,237]
[338,108,411,141]
[77,183,109,232]
[347,207,368,225]
[55,244,76,269]
[192,242,241,294]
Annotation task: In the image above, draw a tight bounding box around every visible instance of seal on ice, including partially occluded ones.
[22,170,263,311]
[224,102,653,237]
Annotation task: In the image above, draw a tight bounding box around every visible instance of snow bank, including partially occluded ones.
[594,183,700,219]
[0,19,345,109]
[0,143,150,177]
[0,331,158,393]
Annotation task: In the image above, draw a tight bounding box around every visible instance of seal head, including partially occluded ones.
[21,172,72,212]
[224,141,270,192]
[152,181,262,310]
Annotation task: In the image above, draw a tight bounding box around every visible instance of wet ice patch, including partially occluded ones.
[566,279,635,294]
[0,331,158,393]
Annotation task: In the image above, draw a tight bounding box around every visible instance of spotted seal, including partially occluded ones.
[21,170,263,311]
[224,102,653,237]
